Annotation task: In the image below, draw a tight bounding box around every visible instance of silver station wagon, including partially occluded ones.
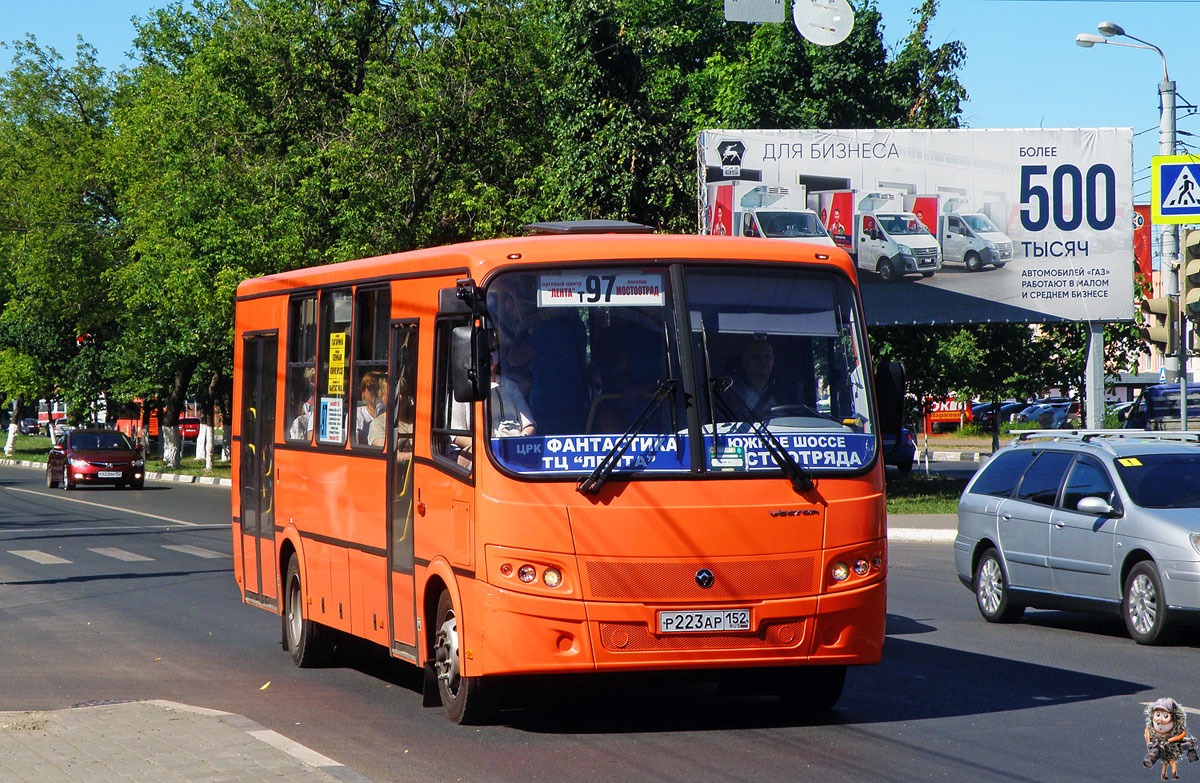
[955,430,1200,644]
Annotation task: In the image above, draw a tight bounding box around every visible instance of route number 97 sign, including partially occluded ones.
[698,128,1135,326]
[537,271,665,307]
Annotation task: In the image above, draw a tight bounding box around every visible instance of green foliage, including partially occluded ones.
[0,0,977,419]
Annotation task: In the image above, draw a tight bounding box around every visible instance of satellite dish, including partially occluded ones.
[793,0,855,46]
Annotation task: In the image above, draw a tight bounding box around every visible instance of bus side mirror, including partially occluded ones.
[451,325,490,402]
[874,360,906,438]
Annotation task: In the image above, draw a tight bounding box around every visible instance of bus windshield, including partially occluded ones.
[485,265,874,478]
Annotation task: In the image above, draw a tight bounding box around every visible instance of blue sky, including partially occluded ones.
[1,0,1196,201]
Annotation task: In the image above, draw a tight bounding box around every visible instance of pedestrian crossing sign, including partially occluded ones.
[1152,155,1200,224]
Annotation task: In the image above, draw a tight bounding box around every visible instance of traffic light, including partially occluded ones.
[1141,295,1178,356]
[1183,229,1200,353]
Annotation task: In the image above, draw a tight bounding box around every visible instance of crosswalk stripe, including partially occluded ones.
[88,547,153,562]
[161,544,226,559]
[9,550,71,565]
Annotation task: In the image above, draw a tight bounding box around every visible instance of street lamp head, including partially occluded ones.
[1098,20,1125,38]
[1076,33,1104,48]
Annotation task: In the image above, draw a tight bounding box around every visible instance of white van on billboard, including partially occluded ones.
[698,128,1134,326]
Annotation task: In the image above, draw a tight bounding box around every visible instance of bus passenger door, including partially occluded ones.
[388,322,419,660]
[239,334,278,605]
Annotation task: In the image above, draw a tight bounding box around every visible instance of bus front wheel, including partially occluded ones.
[433,590,495,724]
[283,554,329,667]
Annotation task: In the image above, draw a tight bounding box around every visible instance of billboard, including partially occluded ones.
[698,129,1135,326]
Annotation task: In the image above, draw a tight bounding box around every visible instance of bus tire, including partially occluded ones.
[964,250,983,272]
[778,665,846,711]
[433,590,495,724]
[283,554,329,667]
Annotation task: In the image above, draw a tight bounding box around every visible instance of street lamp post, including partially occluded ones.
[1077,22,1183,425]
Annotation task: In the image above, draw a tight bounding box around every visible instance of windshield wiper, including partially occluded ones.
[577,379,678,496]
[709,378,815,494]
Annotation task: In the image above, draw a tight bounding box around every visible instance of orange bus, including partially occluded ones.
[231,221,904,723]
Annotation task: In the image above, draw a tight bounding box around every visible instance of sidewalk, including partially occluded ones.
[0,700,370,783]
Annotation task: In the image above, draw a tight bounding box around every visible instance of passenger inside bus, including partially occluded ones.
[489,350,535,437]
[288,367,316,440]
[506,307,589,434]
[355,370,385,446]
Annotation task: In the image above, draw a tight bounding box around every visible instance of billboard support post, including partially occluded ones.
[1086,322,1105,429]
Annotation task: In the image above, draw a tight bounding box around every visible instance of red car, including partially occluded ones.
[46,429,145,490]
[178,417,201,441]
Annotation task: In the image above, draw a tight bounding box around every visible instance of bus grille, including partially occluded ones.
[583,556,817,601]
[598,620,806,652]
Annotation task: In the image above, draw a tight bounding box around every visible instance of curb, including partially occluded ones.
[923,450,990,462]
[888,528,956,543]
[0,457,231,487]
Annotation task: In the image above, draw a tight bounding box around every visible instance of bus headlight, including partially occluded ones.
[517,565,537,583]
[831,562,850,581]
[542,568,563,588]
[853,559,870,576]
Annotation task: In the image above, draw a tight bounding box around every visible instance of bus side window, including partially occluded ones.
[285,295,318,443]
[433,319,472,472]
[352,286,390,448]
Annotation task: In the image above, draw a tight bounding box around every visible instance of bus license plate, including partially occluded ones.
[98,471,124,478]
[658,609,750,634]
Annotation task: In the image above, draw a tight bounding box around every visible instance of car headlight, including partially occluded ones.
[896,244,913,256]
[133,459,144,467]
[1191,533,1200,557]
[69,457,89,468]
[985,240,997,249]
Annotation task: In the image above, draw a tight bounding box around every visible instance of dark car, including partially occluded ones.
[178,416,201,441]
[881,426,916,473]
[17,418,40,435]
[46,429,145,490]
[974,401,1028,431]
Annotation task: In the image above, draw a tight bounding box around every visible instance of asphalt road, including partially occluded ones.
[1,462,1195,782]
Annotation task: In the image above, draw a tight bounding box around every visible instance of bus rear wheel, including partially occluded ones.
[433,590,495,724]
[283,554,330,667]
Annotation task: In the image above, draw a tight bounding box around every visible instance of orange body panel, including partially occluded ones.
[231,233,886,681]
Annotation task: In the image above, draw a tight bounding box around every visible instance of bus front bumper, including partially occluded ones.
[470,579,886,677]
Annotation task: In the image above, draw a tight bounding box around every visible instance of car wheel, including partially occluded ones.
[964,251,983,272]
[62,465,74,491]
[433,590,495,724]
[46,466,58,488]
[1123,561,1172,645]
[896,460,913,474]
[920,271,934,278]
[283,554,331,667]
[974,548,1024,623]
[993,261,1007,269]
[129,477,144,490]
[876,257,898,282]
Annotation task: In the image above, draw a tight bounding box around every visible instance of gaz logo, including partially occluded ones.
[717,140,746,176]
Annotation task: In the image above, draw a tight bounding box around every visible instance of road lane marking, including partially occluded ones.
[162,544,226,559]
[9,550,71,565]
[89,547,153,562]
[4,486,202,526]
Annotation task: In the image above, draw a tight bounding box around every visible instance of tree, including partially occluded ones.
[0,37,121,418]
